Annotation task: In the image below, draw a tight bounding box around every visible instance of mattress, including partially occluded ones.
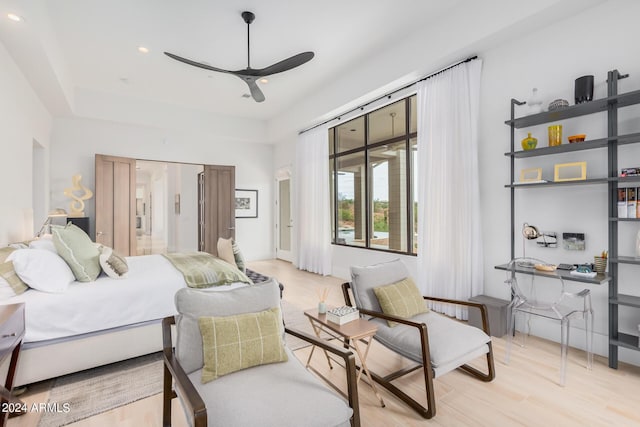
[6,254,248,343]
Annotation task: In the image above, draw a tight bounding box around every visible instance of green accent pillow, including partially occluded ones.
[51,223,101,282]
[0,261,29,296]
[232,240,246,273]
[373,277,429,327]
[198,307,287,383]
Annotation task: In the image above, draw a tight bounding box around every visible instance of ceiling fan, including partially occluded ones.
[164,11,314,103]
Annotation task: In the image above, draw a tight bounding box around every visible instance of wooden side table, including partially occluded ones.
[0,303,26,427]
[304,308,385,407]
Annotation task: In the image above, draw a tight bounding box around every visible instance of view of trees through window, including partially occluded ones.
[329,95,418,254]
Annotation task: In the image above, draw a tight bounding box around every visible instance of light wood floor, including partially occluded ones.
[9,259,640,427]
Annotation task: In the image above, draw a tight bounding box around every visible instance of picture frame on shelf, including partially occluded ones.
[554,161,586,182]
[235,189,258,218]
[519,167,543,183]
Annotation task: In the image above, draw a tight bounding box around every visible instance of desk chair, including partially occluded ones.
[503,258,594,386]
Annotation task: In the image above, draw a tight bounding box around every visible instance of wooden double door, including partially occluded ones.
[95,154,234,256]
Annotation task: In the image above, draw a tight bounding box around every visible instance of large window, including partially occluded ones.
[329,96,418,254]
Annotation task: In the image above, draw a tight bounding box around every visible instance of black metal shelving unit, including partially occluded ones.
[504,69,640,369]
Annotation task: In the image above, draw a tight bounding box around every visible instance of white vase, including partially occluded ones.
[528,88,543,114]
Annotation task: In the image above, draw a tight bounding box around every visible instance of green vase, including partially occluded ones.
[521,133,538,150]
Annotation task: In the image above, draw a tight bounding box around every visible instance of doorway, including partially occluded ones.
[276,168,292,262]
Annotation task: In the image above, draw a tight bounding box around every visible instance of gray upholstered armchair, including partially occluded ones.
[342,259,495,419]
[162,279,360,427]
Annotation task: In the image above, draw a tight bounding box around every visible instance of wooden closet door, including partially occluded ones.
[95,154,137,256]
[202,165,235,255]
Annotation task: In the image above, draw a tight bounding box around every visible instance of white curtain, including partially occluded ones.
[416,59,483,319]
[294,127,332,275]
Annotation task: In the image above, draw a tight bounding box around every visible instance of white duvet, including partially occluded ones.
[5,254,247,343]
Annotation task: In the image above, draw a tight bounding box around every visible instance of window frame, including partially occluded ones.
[329,95,418,256]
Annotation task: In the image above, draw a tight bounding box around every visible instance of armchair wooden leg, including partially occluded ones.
[163,363,173,427]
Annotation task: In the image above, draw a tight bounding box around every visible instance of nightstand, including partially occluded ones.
[0,304,25,426]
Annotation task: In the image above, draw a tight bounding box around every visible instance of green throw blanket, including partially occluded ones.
[163,252,253,288]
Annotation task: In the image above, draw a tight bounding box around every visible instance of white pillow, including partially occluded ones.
[98,245,129,279]
[29,235,58,253]
[7,249,75,293]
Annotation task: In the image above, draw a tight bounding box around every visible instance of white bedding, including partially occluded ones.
[5,254,248,343]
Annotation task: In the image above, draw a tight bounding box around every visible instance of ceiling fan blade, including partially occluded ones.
[164,52,232,74]
[253,51,315,76]
[243,78,265,102]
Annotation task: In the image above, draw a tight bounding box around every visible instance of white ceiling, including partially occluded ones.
[0,0,464,121]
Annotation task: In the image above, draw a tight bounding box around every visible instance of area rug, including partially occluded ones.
[281,300,315,351]
[37,352,163,427]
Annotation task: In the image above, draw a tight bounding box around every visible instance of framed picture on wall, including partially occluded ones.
[235,189,258,218]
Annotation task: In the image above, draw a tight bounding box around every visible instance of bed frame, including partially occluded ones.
[1,269,282,387]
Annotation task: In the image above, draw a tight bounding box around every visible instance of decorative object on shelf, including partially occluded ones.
[536,231,557,248]
[568,134,586,143]
[64,174,93,217]
[548,124,563,146]
[521,132,538,150]
[593,250,607,274]
[574,75,594,104]
[620,167,640,177]
[326,306,359,325]
[519,167,543,183]
[554,161,586,182]
[636,230,640,258]
[548,99,569,111]
[562,232,585,251]
[235,189,258,218]
[527,88,543,114]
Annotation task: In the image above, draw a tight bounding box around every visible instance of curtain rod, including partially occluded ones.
[298,55,478,135]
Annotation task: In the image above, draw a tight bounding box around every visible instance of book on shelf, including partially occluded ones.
[628,187,637,219]
[618,188,628,218]
[326,306,360,325]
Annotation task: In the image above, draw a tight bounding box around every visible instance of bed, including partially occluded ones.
[0,245,277,387]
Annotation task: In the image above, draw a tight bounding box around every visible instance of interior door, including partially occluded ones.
[202,165,235,255]
[95,154,137,256]
[276,177,293,261]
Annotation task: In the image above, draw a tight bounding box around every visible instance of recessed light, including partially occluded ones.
[241,93,251,98]
[7,13,22,22]
[259,78,268,84]
[138,46,149,54]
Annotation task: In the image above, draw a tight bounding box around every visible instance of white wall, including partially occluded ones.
[272,0,640,365]
[50,116,274,261]
[479,0,640,365]
[0,40,52,245]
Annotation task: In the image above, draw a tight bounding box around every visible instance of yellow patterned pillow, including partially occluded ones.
[373,277,428,327]
[0,261,29,297]
[198,307,287,383]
